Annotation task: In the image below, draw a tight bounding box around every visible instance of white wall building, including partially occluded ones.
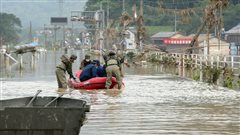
[124,30,137,51]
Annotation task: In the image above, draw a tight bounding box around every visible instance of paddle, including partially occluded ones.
[44,94,63,107]
[26,90,42,107]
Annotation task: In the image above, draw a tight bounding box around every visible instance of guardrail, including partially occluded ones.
[148,52,240,75]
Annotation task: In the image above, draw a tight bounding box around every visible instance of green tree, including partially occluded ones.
[84,0,240,35]
[223,3,240,30]
[0,12,22,45]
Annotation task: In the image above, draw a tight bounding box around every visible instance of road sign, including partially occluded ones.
[51,17,68,25]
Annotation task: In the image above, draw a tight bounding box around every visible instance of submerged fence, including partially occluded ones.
[147,52,240,89]
[150,52,240,75]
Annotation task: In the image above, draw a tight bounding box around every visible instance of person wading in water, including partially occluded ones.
[56,54,77,93]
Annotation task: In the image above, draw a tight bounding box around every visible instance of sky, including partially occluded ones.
[0,0,88,29]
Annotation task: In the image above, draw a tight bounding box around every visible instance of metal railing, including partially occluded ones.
[149,51,240,75]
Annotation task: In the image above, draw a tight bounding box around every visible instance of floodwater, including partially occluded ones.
[0,50,239,135]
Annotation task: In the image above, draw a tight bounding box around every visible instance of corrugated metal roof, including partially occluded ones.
[187,34,214,42]
[151,32,177,38]
[225,24,240,34]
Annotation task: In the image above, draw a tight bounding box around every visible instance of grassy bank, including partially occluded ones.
[145,26,173,36]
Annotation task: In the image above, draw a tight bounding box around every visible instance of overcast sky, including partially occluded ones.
[0,0,87,28]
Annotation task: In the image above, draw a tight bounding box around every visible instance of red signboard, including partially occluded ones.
[163,38,192,45]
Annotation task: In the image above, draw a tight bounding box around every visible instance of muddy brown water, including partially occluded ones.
[0,50,239,135]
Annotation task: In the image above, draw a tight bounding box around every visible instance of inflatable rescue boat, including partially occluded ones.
[68,70,120,90]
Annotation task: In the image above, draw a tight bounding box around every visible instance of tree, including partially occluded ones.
[84,0,240,37]
[223,3,240,30]
[0,12,22,45]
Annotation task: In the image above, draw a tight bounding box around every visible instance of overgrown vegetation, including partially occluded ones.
[192,68,200,81]
[126,52,136,61]
[85,0,240,36]
[222,67,234,89]
[145,53,239,89]
[237,79,240,88]
[147,53,159,63]
[0,13,22,45]
[201,65,221,84]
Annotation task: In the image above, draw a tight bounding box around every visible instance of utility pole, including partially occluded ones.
[29,21,33,43]
[54,25,57,50]
[0,37,2,49]
[139,0,143,52]
[123,0,125,13]
[106,0,110,50]
[59,0,63,17]
[71,20,74,50]
[207,27,210,55]
[218,1,223,51]
[99,2,104,62]
[44,24,47,49]
[63,25,67,54]
[173,0,177,32]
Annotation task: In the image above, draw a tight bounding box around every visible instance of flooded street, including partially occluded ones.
[0,51,239,135]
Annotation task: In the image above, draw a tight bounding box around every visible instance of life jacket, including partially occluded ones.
[106,56,118,67]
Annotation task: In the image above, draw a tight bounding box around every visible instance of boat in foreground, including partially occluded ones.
[0,95,90,135]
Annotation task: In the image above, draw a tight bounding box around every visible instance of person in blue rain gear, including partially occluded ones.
[97,63,107,77]
[80,60,100,82]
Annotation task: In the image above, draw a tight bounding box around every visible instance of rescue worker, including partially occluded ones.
[80,60,100,82]
[56,54,77,89]
[104,51,122,89]
[79,54,91,69]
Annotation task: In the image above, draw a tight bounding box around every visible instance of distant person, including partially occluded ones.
[56,54,77,89]
[79,60,100,82]
[103,51,122,89]
[79,54,91,70]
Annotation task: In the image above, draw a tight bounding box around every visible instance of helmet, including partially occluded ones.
[85,54,90,59]
[61,54,69,63]
[70,54,77,60]
[108,51,116,56]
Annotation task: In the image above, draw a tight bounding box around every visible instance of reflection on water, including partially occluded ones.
[0,51,240,135]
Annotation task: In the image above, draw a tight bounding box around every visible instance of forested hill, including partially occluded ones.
[1,0,87,29]
[85,0,240,34]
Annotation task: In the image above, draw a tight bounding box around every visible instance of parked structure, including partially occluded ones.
[198,37,229,55]
[225,23,240,55]
[151,32,178,45]
[187,34,229,55]
[151,32,191,53]
[123,29,137,51]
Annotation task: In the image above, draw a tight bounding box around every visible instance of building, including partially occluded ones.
[123,29,137,51]
[187,34,230,55]
[225,24,240,55]
[151,32,191,53]
[198,36,230,55]
[151,32,178,45]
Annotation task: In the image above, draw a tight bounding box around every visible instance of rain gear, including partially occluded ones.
[104,53,122,89]
[79,54,91,69]
[56,55,75,88]
[79,63,98,82]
